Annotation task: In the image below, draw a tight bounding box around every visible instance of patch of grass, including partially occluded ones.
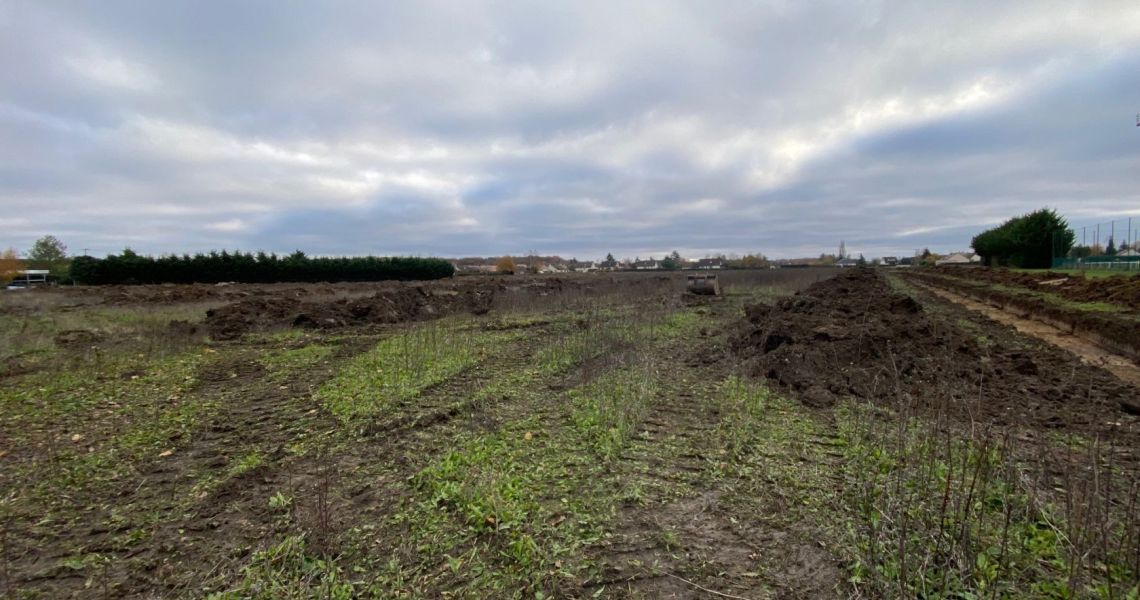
[400,420,611,596]
[260,343,335,380]
[0,302,210,364]
[569,365,658,461]
[1010,268,1139,279]
[647,309,703,339]
[835,402,1140,598]
[712,378,840,520]
[315,321,521,424]
[208,534,359,599]
[1,348,212,498]
[194,450,266,499]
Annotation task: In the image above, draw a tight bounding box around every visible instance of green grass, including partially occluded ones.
[835,402,1139,598]
[259,342,336,380]
[389,417,613,597]
[1,348,212,495]
[985,282,1138,317]
[569,365,658,461]
[1010,268,1139,279]
[0,303,209,364]
[315,322,522,424]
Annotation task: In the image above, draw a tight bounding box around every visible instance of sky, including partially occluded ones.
[1,1,1139,261]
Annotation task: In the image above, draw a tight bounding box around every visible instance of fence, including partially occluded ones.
[1052,216,1140,271]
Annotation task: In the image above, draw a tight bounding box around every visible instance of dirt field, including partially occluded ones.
[926,265,1140,311]
[905,267,1140,364]
[2,268,1138,598]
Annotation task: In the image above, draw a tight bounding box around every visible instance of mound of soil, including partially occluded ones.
[732,269,1139,436]
[930,266,1140,311]
[202,274,683,340]
[204,285,494,340]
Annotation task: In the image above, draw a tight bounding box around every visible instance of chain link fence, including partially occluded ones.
[1052,216,1140,271]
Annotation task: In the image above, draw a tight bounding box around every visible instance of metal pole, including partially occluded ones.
[1096,224,1100,252]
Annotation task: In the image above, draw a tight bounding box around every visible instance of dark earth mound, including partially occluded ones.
[732,269,1140,438]
[204,285,494,340]
[203,275,678,340]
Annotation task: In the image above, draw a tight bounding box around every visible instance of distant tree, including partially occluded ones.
[971,208,1074,268]
[857,253,867,266]
[920,252,940,267]
[496,256,516,274]
[0,247,22,285]
[921,248,931,259]
[26,235,69,278]
[1069,245,1092,259]
[1106,236,1117,256]
[28,235,67,263]
[660,251,682,270]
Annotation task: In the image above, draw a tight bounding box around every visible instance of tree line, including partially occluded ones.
[69,250,454,285]
[971,208,1074,269]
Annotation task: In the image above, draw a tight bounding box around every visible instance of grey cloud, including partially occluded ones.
[1,1,1138,259]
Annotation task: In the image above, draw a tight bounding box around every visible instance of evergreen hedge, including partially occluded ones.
[69,250,454,285]
[971,208,1074,268]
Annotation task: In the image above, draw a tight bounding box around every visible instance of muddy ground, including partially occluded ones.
[906,268,1140,364]
[2,267,1138,598]
[927,265,1140,311]
[733,268,1140,430]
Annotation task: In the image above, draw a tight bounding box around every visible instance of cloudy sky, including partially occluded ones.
[2,1,1139,260]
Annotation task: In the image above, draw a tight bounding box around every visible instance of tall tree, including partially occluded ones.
[1106,236,1117,256]
[28,235,67,263]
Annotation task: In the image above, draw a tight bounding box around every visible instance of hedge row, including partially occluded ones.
[69,250,454,285]
[971,208,1074,269]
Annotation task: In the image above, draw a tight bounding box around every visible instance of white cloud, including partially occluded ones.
[67,54,157,92]
[1,0,1138,258]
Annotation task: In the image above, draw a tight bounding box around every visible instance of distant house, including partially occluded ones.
[936,253,980,266]
[694,258,723,270]
[898,257,915,266]
[632,260,660,270]
[881,256,898,267]
[7,269,49,287]
[836,258,860,268]
[1116,249,1140,257]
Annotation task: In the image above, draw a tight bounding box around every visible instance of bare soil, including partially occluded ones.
[732,269,1140,434]
[928,265,1140,310]
[7,267,1139,598]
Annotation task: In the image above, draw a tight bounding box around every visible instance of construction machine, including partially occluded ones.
[686,274,721,296]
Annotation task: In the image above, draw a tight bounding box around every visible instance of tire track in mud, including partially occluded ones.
[586,331,844,599]
[73,335,379,598]
[915,281,1140,389]
[181,324,565,596]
